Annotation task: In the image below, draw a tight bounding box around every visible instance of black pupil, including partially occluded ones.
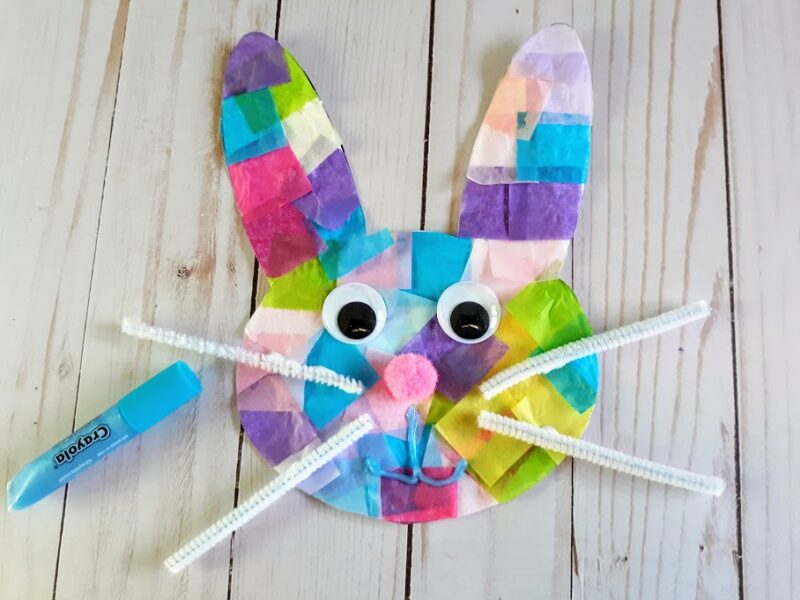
[450,301,490,340]
[337,302,377,340]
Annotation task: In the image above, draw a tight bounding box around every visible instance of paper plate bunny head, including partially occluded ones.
[222,25,597,522]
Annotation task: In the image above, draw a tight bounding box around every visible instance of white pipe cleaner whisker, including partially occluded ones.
[121,318,364,394]
[480,301,711,400]
[479,411,724,496]
[164,414,375,573]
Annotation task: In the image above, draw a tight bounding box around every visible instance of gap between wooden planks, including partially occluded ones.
[6,0,796,597]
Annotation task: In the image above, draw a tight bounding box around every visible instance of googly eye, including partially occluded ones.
[437,281,501,344]
[322,283,387,344]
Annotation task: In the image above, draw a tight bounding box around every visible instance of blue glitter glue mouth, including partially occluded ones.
[363,406,467,487]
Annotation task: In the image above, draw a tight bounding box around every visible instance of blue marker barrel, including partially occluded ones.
[6,361,202,511]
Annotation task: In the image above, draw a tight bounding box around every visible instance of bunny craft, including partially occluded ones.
[222,24,598,523]
[122,24,723,571]
[222,25,680,523]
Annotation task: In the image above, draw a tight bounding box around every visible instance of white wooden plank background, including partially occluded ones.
[1,0,796,598]
[722,0,800,598]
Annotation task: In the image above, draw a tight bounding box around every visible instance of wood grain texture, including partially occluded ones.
[419,1,740,599]
[721,0,800,598]
[2,0,795,597]
[414,2,576,599]
[0,1,128,598]
[50,1,273,598]
[229,2,429,599]
[571,1,738,598]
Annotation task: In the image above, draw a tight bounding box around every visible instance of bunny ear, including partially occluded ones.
[457,25,592,248]
[222,33,391,278]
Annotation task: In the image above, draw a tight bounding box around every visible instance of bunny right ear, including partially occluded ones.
[221,33,392,279]
[457,25,592,254]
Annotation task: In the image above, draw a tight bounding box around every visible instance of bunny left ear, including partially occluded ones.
[221,33,392,278]
[457,25,592,252]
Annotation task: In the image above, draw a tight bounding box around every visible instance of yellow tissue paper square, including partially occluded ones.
[506,375,593,462]
[436,389,531,488]
[485,313,538,378]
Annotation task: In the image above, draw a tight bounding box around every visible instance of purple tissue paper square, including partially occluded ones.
[508,182,581,240]
[400,318,509,401]
[294,150,360,230]
[458,180,509,239]
[240,410,318,464]
[516,52,588,84]
[224,33,290,98]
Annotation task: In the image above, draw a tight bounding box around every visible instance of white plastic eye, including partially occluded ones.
[437,281,501,344]
[322,283,387,345]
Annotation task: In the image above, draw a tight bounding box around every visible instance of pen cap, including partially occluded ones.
[117,361,202,433]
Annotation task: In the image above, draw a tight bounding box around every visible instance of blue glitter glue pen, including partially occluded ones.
[6,361,202,511]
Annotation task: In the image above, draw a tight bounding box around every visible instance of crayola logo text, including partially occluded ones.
[53,424,111,467]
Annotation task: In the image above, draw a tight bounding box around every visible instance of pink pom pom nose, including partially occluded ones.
[383,353,438,402]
